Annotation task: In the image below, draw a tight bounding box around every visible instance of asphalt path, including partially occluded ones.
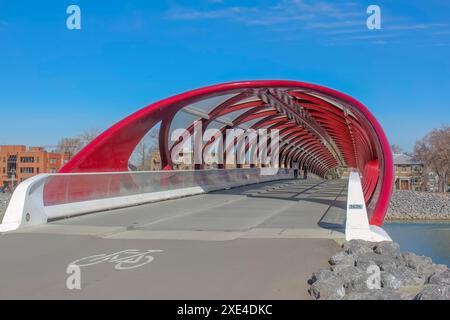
[0,179,347,299]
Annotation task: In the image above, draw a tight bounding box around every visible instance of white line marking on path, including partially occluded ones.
[69,249,163,270]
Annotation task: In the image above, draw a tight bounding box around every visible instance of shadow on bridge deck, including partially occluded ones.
[0,178,347,299]
[40,178,347,240]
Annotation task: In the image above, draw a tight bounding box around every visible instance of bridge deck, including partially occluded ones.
[0,179,347,299]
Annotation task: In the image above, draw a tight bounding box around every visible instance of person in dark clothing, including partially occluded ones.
[293,161,299,179]
[303,165,308,179]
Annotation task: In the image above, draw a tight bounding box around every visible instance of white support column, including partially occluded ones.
[345,171,392,242]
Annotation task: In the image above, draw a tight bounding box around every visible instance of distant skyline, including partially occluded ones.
[1,0,449,152]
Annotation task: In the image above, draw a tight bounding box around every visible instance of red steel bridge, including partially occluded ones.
[59,80,393,226]
[0,80,395,299]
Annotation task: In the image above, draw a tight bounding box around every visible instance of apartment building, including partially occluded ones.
[0,145,69,189]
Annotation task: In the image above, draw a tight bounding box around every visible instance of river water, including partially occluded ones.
[383,222,450,266]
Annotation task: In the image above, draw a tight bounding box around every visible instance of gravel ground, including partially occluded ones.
[0,192,12,221]
[386,190,450,221]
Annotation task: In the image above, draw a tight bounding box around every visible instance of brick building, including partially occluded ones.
[0,145,69,190]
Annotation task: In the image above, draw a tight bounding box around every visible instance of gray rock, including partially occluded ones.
[342,239,375,256]
[355,252,400,269]
[343,288,401,300]
[309,277,346,300]
[414,284,450,300]
[381,272,402,290]
[381,265,426,287]
[403,252,432,269]
[329,251,355,266]
[343,268,379,293]
[386,190,450,220]
[403,252,447,280]
[428,269,450,285]
[333,265,361,287]
[309,239,448,300]
[309,269,334,284]
[418,263,448,281]
[330,264,357,273]
[379,261,399,271]
[356,259,377,272]
[373,241,401,259]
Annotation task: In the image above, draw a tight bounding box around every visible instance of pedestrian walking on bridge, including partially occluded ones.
[293,161,299,179]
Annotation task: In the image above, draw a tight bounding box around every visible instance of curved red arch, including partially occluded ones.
[59,80,394,226]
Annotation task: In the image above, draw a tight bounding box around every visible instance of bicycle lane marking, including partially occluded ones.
[69,249,164,271]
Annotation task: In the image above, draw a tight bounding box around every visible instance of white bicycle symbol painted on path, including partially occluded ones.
[70,249,163,270]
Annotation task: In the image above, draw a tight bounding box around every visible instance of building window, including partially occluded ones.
[36,157,40,163]
[49,158,57,164]
[20,157,34,163]
[20,167,34,174]
[36,167,40,174]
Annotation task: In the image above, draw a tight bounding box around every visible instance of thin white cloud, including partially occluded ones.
[385,23,449,31]
[165,1,450,46]
[166,0,362,28]
[167,6,252,21]
[166,5,315,27]
[416,40,450,47]
[290,0,360,19]
[305,20,364,30]
[333,33,398,41]
[324,28,368,35]
[241,14,314,26]
[300,21,450,38]
[433,30,450,35]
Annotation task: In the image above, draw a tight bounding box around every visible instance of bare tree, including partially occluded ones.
[129,127,159,171]
[414,125,450,192]
[391,144,403,154]
[79,128,101,148]
[136,142,149,170]
[55,128,100,160]
[56,137,82,160]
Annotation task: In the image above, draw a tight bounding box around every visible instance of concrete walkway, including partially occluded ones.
[0,179,347,299]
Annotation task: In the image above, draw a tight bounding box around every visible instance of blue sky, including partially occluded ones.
[0,0,449,151]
